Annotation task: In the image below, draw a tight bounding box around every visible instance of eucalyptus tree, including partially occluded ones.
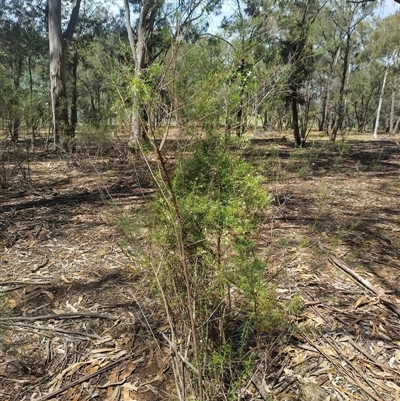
[328,0,374,141]
[48,0,81,149]
[0,0,47,143]
[312,5,343,134]
[0,6,25,141]
[122,0,221,145]
[68,1,116,130]
[341,20,377,133]
[370,12,400,136]
[277,0,326,146]
[218,0,288,137]
[347,60,380,133]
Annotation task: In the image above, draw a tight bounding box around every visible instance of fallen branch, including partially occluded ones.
[272,361,319,395]
[318,242,400,319]
[0,322,105,340]
[0,280,52,286]
[303,334,383,401]
[349,338,398,375]
[33,354,144,401]
[0,312,118,321]
[251,377,270,400]
[0,285,24,292]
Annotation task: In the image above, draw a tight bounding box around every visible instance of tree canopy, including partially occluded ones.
[1,0,400,145]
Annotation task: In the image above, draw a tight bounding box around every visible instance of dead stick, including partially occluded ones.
[318,242,400,318]
[348,339,398,375]
[251,377,270,400]
[0,281,52,286]
[327,337,384,398]
[0,312,117,321]
[272,362,319,395]
[0,322,104,340]
[34,354,144,401]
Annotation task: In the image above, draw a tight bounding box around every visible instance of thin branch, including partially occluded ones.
[161,332,198,373]
[0,322,106,340]
[318,242,400,318]
[34,354,144,401]
[0,312,118,321]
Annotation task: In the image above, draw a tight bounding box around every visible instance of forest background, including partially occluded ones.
[2,0,400,148]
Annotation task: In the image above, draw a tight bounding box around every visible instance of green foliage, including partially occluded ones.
[119,135,293,398]
[172,39,225,133]
[154,137,273,322]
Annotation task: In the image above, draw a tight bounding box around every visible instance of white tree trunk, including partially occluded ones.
[373,66,389,139]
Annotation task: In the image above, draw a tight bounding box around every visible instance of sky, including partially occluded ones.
[113,0,400,34]
[378,0,399,17]
[207,0,400,34]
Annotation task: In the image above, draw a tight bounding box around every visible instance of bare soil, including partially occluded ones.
[1,132,400,400]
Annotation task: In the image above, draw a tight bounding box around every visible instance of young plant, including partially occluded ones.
[132,135,283,399]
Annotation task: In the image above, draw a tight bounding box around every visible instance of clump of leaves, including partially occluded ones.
[152,136,273,322]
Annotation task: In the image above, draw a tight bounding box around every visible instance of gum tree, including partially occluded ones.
[0,0,47,143]
[278,0,326,146]
[48,0,81,149]
[122,0,221,146]
[370,13,400,136]
[329,0,374,141]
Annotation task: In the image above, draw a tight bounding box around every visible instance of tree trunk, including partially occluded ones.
[48,0,81,150]
[331,33,351,142]
[300,99,310,142]
[27,55,39,149]
[356,93,373,132]
[48,0,68,147]
[321,47,340,135]
[235,58,247,137]
[393,113,400,134]
[70,50,78,138]
[9,56,23,142]
[124,0,158,147]
[123,0,141,145]
[389,81,397,136]
[372,65,389,139]
[292,93,302,147]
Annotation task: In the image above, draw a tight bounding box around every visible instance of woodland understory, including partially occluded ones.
[0,131,400,401]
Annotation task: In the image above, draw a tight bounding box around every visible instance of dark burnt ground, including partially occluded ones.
[0,134,400,400]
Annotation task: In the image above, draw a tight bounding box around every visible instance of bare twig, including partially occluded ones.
[0,280,52,286]
[34,354,144,401]
[318,242,400,319]
[0,322,105,340]
[161,332,197,373]
[0,312,117,322]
